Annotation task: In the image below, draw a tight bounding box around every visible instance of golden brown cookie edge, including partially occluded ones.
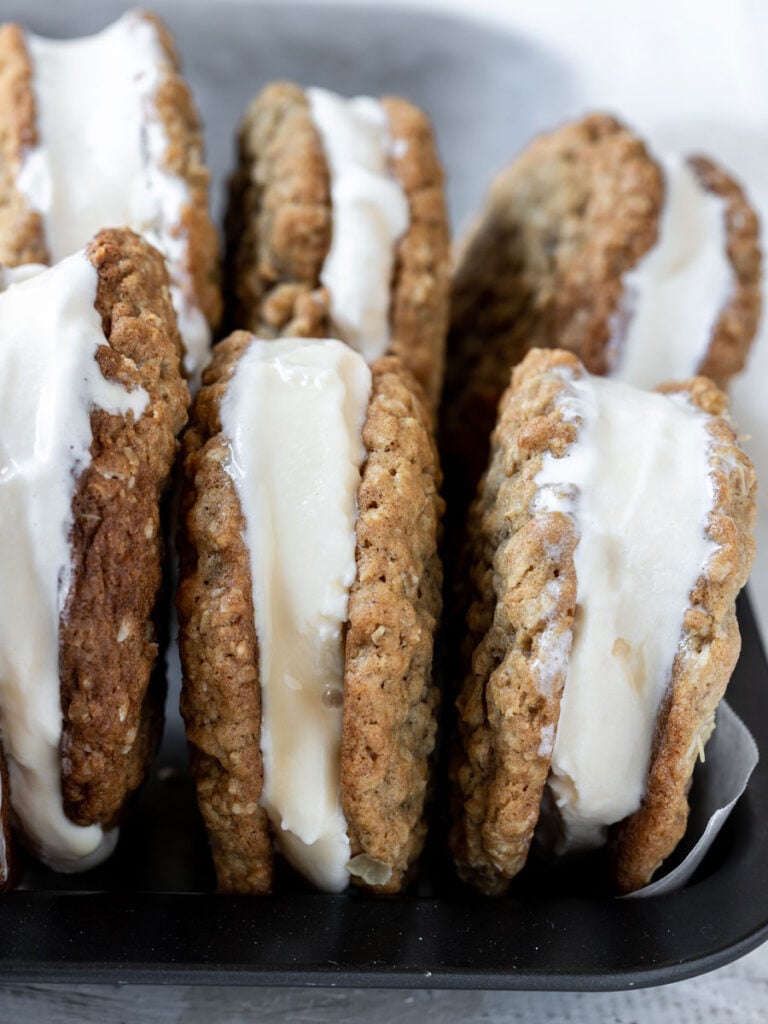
[450,348,581,894]
[140,11,222,333]
[382,95,451,410]
[0,22,48,264]
[60,227,189,828]
[176,330,274,894]
[223,82,333,339]
[688,156,762,388]
[341,354,444,893]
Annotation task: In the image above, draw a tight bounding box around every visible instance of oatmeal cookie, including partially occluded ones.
[444,115,760,499]
[451,348,756,894]
[224,82,450,408]
[611,375,756,893]
[177,334,443,893]
[60,227,189,827]
[450,349,579,894]
[176,332,273,894]
[0,21,46,265]
[342,356,443,893]
[0,12,221,369]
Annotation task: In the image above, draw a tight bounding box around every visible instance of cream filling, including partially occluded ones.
[0,251,149,871]
[16,12,210,381]
[307,87,409,362]
[611,154,732,389]
[535,371,717,851]
[220,337,371,892]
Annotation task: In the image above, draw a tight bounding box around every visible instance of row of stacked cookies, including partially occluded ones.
[0,12,212,885]
[447,116,758,895]
[0,10,449,896]
[0,10,757,898]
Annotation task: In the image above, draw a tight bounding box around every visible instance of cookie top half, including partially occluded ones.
[445,114,761,494]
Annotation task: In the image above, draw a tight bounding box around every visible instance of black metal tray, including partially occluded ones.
[1,0,766,991]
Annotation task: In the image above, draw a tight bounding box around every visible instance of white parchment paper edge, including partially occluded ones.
[627,701,758,898]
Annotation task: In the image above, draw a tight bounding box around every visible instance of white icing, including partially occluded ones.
[220,336,371,892]
[0,264,48,289]
[16,12,210,382]
[538,723,556,759]
[0,252,148,871]
[612,154,732,389]
[536,371,717,851]
[307,87,409,362]
[528,578,572,700]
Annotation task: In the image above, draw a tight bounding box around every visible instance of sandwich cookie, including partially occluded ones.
[451,348,756,895]
[177,334,443,893]
[225,82,451,409]
[0,10,221,383]
[0,228,188,874]
[445,114,761,493]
